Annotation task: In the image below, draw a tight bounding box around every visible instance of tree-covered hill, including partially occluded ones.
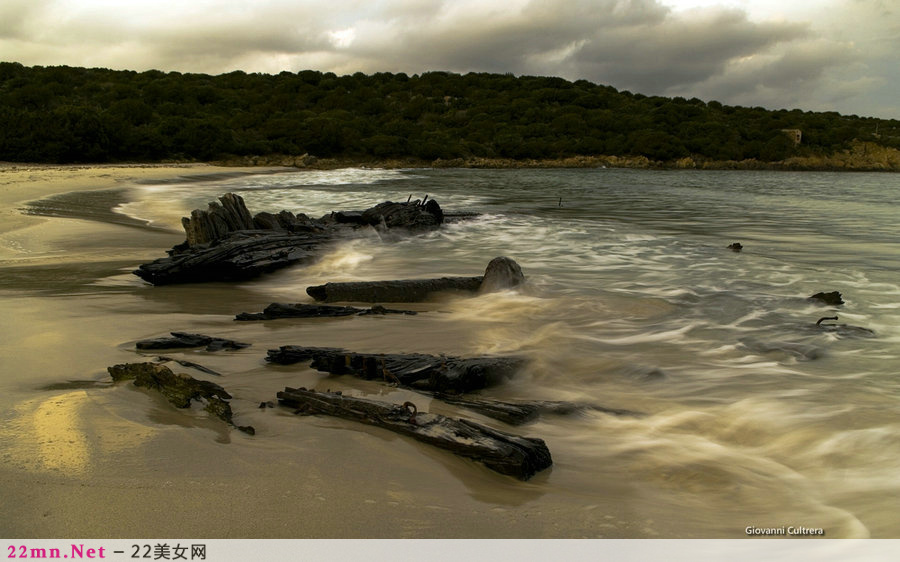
[1,62,897,166]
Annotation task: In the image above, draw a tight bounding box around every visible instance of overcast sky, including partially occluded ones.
[2,0,897,118]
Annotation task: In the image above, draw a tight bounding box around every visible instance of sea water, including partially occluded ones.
[5,167,900,538]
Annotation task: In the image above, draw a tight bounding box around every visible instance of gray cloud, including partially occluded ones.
[0,0,53,40]
[569,8,809,93]
[0,0,895,118]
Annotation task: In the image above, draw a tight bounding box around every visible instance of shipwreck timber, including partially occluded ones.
[277,387,552,480]
[266,345,525,394]
[134,193,445,285]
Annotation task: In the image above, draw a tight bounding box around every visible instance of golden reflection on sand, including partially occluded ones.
[32,391,91,474]
[4,390,158,476]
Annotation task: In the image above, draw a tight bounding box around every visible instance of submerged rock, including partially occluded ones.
[108,362,254,434]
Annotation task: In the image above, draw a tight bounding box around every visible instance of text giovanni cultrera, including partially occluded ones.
[745,525,825,536]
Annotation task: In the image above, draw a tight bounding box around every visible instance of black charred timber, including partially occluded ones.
[443,211,481,223]
[266,346,525,394]
[235,302,417,321]
[135,230,332,285]
[809,291,844,305]
[276,387,552,480]
[813,316,876,338]
[134,193,444,285]
[136,332,251,351]
[307,256,525,303]
[361,199,443,229]
[429,394,643,426]
[108,362,254,434]
[307,276,483,303]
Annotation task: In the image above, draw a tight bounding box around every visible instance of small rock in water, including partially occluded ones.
[809,291,844,306]
[727,242,743,252]
[479,256,525,293]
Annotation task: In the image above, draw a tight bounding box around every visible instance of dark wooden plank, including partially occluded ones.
[135,332,251,351]
[277,387,552,480]
[235,303,416,321]
[266,346,525,393]
[306,257,525,303]
[306,277,483,302]
[429,393,643,425]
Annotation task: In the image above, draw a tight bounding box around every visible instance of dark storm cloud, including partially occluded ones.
[340,0,601,72]
[569,8,807,93]
[330,0,808,96]
[0,0,895,117]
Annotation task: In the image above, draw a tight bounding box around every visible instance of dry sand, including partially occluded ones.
[1,163,198,233]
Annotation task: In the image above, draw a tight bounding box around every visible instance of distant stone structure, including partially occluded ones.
[781,129,802,145]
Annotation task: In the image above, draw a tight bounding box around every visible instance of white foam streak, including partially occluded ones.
[598,324,695,345]
[106,167,900,535]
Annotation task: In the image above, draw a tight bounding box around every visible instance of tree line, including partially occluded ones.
[0,61,897,164]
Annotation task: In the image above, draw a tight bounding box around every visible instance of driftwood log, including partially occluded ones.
[277,387,552,480]
[307,256,525,303]
[268,346,637,424]
[266,346,524,394]
[306,277,482,303]
[135,332,250,351]
[235,303,416,321]
[108,362,254,434]
[429,393,642,425]
[134,193,445,285]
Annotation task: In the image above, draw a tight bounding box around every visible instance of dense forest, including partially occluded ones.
[1,61,898,165]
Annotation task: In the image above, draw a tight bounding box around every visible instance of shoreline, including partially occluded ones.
[5,137,900,178]
[0,163,634,539]
[210,141,900,172]
[1,163,896,539]
[0,163,291,238]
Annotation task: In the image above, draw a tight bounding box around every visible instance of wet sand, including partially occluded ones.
[0,164,653,538]
[3,163,894,542]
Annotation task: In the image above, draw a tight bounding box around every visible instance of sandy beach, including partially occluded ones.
[0,164,649,538]
[4,163,896,541]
